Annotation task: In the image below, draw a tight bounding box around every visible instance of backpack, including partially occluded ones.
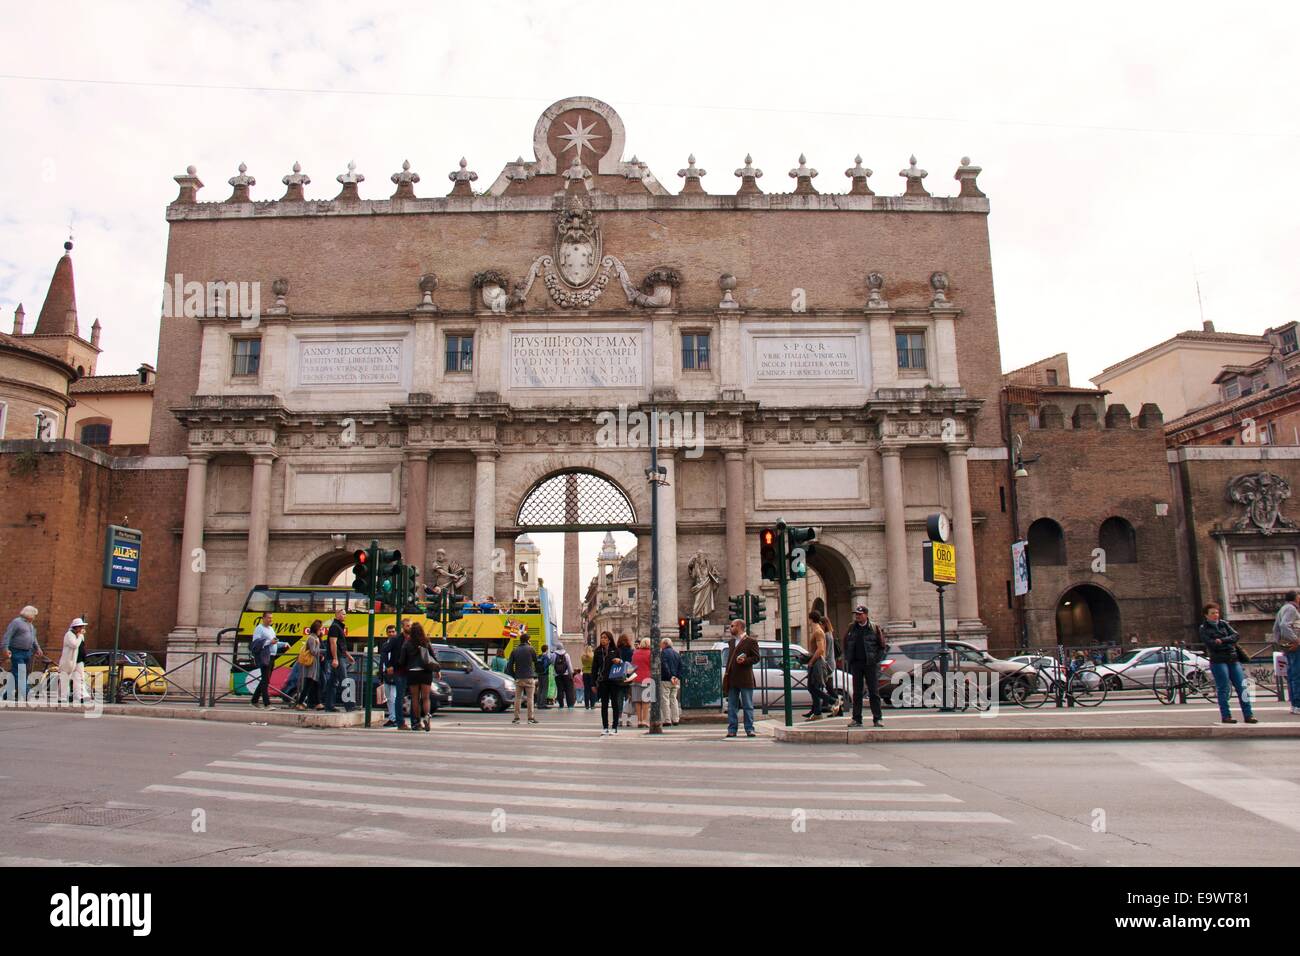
[874,624,889,655]
[554,654,570,677]
[297,639,315,668]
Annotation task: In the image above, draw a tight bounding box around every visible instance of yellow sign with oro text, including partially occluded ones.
[924,541,957,585]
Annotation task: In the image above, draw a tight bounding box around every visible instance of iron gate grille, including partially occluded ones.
[516,470,635,530]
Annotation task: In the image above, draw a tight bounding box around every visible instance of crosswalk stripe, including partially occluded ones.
[175,771,998,822]
[142,784,701,837]
[0,855,114,867]
[236,848,459,867]
[232,748,925,787]
[347,831,870,867]
[257,740,887,772]
[205,759,931,801]
[1134,751,1300,833]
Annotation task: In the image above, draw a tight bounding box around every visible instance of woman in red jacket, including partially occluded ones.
[631,638,653,728]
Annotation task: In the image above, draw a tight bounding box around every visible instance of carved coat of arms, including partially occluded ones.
[1228,472,1298,534]
[555,206,600,288]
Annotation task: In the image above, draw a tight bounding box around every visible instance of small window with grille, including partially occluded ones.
[446,334,474,373]
[896,331,927,371]
[232,338,261,377]
[682,333,710,371]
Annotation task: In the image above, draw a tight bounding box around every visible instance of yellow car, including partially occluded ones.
[82,650,170,701]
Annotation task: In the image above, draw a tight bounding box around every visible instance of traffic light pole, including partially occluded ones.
[362,540,379,729]
[647,431,663,736]
[776,520,794,728]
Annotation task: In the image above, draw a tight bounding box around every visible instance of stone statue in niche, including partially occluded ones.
[1228,472,1298,534]
[687,549,721,619]
[431,548,469,593]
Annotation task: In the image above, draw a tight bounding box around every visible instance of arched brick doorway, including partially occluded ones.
[1055,583,1120,647]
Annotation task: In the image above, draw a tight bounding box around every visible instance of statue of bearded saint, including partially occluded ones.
[688,550,721,620]
[431,548,468,594]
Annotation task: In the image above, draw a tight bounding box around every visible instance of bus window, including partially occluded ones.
[347,591,374,612]
[312,591,344,613]
[277,591,312,614]
[245,588,275,613]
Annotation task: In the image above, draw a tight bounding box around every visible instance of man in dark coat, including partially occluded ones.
[722,619,761,738]
[842,604,886,728]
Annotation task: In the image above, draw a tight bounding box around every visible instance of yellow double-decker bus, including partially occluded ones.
[229,585,553,697]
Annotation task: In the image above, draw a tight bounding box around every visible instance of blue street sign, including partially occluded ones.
[103,525,142,591]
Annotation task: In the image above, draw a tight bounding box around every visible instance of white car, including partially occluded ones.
[1092,646,1210,691]
[710,641,851,710]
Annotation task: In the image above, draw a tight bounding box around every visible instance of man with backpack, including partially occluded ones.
[535,643,553,710]
[506,634,539,725]
[552,645,576,710]
[842,604,887,728]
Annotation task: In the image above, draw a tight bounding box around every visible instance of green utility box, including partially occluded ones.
[680,648,723,708]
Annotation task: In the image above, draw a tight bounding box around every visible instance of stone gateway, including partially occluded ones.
[150,95,1016,664]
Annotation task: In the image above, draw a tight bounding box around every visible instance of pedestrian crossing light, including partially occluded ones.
[376,548,403,603]
[759,528,779,581]
[728,594,745,620]
[398,564,420,612]
[678,616,689,643]
[752,594,768,623]
[787,526,817,579]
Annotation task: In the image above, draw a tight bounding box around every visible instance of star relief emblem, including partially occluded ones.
[558,115,603,161]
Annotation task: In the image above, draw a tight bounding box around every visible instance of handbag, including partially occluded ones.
[607,660,627,682]
[1235,644,1251,665]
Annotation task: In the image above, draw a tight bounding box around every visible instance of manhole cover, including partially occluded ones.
[18,805,158,827]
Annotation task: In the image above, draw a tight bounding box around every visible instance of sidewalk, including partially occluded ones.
[772,699,1300,743]
[3,701,365,727]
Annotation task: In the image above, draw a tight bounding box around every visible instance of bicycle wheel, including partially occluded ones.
[1067,669,1106,707]
[131,675,168,705]
[1151,666,1179,705]
[1186,668,1216,702]
[1015,670,1052,709]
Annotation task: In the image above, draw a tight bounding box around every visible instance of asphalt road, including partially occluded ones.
[1,708,1296,866]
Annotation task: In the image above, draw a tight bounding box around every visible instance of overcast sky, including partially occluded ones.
[2,0,1296,388]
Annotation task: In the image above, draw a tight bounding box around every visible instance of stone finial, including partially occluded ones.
[930,271,950,306]
[734,153,764,195]
[954,156,985,198]
[678,154,708,194]
[12,302,25,335]
[718,273,740,310]
[389,159,421,199]
[173,165,203,204]
[267,277,290,315]
[90,317,102,348]
[866,271,889,309]
[561,156,592,191]
[899,154,930,197]
[448,157,478,196]
[845,155,874,196]
[788,153,819,195]
[226,162,255,203]
[506,156,535,182]
[280,161,311,201]
[334,160,364,201]
[418,272,438,311]
[623,155,647,181]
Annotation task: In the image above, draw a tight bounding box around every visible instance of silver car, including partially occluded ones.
[1092,646,1210,691]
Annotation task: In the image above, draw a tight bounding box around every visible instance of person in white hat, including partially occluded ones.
[59,618,90,703]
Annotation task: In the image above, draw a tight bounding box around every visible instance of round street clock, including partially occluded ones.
[927,512,951,543]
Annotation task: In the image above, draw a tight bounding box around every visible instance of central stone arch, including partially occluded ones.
[514,467,637,532]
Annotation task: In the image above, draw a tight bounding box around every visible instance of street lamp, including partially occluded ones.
[645,432,669,736]
[1012,433,1041,479]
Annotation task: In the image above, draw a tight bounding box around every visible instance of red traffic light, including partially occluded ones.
[353,549,368,564]
[760,528,775,547]
[678,617,688,628]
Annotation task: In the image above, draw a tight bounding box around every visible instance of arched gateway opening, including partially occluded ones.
[303,549,359,587]
[512,469,642,648]
[1056,584,1121,647]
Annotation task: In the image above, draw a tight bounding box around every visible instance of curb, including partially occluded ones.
[3,703,366,728]
[772,723,1300,744]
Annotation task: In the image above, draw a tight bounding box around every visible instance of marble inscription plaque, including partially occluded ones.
[299,340,402,386]
[510,331,643,388]
[753,336,857,381]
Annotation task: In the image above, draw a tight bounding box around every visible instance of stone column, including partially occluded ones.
[724,450,747,597]
[472,450,497,599]
[246,452,275,592]
[562,473,581,634]
[404,449,430,577]
[947,445,980,624]
[174,453,210,634]
[880,446,911,625]
[656,452,679,626]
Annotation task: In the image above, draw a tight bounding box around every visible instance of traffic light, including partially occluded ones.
[690,618,703,643]
[678,616,689,643]
[728,594,745,620]
[397,564,419,611]
[376,548,403,604]
[759,528,779,581]
[351,548,374,597]
[751,594,768,623]
[787,526,817,579]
